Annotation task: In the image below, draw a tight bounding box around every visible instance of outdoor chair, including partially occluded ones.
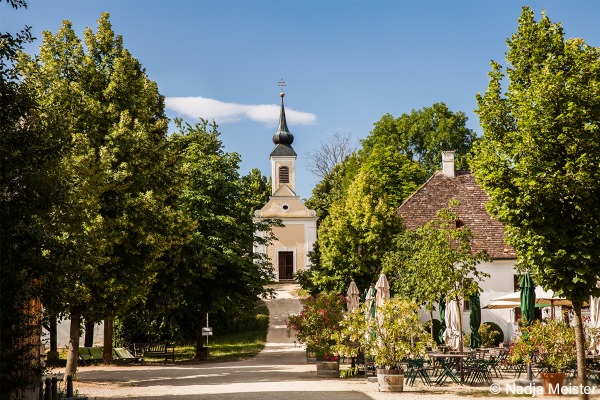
[405,358,433,386]
[434,356,462,385]
[113,347,141,363]
[463,356,493,386]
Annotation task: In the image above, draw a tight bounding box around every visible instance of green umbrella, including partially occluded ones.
[469,292,482,348]
[520,273,536,325]
[438,295,446,345]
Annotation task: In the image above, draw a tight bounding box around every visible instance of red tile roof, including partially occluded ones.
[396,170,516,260]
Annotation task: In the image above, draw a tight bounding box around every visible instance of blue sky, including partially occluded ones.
[4,0,600,198]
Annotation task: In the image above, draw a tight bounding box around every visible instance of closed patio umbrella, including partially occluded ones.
[438,295,446,345]
[346,280,360,312]
[364,284,377,319]
[520,273,535,325]
[375,273,390,307]
[469,292,482,349]
[443,299,461,350]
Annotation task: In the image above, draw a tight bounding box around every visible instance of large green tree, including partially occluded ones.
[311,170,403,293]
[160,120,274,358]
[19,13,183,374]
[1,0,51,397]
[361,102,476,174]
[471,7,600,395]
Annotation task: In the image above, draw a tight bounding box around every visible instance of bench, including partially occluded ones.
[113,347,142,364]
[78,347,103,365]
[134,342,176,363]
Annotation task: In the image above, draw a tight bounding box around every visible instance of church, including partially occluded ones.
[253,89,318,281]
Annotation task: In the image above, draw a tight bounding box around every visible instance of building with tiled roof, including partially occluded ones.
[397,151,519,343]
[397,158,516,260]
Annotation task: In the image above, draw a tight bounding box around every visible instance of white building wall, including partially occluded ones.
[419,259,518,344]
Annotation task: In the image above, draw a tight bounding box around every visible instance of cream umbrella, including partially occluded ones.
[375,273,390,307]
[442,299,461,350]
[346,280,360,312]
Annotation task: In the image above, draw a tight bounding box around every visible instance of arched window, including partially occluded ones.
[279,166,290,184]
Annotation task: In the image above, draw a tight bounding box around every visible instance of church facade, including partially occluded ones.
[253,90,318,281]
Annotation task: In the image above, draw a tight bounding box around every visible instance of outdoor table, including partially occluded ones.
[428,353,468,385]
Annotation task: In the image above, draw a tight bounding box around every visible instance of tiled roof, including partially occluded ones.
[396,170,516,260]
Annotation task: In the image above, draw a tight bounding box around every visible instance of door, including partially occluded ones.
[278,251,294,280]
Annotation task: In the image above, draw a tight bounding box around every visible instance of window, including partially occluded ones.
[454,219,465,229]
[279,166,289,183]
[514,275,520,292]
[463,299,470,311]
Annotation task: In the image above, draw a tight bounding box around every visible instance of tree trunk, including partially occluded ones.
[84,319,94,347]
[572,300,589,400]
[195,321,204,359]
[65,313,81,378]
[103,317,113,363]
[49,318,57,352]
[429,310,435,343]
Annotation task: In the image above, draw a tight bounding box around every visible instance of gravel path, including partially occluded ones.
[66,284,583,399]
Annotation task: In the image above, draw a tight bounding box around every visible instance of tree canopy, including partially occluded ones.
[471,6,600,392]
[361,102,476,174]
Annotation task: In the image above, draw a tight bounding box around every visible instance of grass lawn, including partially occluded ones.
[47,300,270,366]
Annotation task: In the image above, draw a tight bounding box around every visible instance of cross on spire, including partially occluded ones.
[278,79,286,96]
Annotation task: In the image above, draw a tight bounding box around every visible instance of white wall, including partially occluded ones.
[419,259,518,344]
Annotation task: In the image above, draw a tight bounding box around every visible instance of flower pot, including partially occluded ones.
[316,360,339,378]
[541,372,566,396]
[376,368,404,392]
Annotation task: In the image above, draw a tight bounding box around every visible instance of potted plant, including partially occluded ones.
[509,319,576,396]
[336,297,435,391]
[286,292,346,377]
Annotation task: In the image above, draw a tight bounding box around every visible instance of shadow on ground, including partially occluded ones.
[88,391,375,400]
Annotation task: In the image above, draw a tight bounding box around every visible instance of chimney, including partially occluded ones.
[442,151,455,178]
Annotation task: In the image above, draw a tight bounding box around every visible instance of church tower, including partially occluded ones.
[270,90,297,194]
[254,83,318,281]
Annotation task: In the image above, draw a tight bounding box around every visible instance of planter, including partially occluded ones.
[316,360,340,378]
[376,368,404,392]
[541,372,566,396]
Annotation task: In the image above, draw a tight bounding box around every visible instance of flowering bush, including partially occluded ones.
[336,297,434,371]
[286,291,346,356]
[509,319,576,373]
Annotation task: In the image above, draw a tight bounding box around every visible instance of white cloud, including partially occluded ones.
[165,96,317,126]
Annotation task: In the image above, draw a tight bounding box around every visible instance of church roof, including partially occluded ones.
[397,170,516,260]
[270,143,297,157]
[270,92,296,157]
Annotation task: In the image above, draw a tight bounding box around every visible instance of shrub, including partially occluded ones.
[286,292,346,356]
[480,322,504,347]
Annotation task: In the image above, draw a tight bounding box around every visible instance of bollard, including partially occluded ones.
[44,378,51,400]
[66,375,73,398]
[51,377,57,400]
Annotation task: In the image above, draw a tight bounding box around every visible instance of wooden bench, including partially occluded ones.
[134,342,175,363]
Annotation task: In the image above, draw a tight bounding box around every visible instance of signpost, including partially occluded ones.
[202,313,211,360]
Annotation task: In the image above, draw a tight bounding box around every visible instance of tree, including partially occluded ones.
[19,13,183,374]
[1,1,50,397]
[361,103,476,174]
[360,144,428,208]
[471,7,600,395]
[161,120,274,358]
[305,130,358,179]
[383,201,490,350]
[311,170,403,293]
[304,153,361,222]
